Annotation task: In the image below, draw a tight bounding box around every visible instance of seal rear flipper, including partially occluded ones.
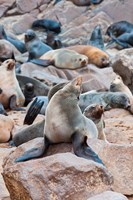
[71,132,104,166]
[24,97,44,125]
[30,59,54,67]
[15,136,50,162]
[9,95,25,111]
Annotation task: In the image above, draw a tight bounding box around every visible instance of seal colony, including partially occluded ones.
[15,77,104,165]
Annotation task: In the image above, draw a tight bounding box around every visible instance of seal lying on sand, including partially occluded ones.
[83,104,107,142]
[0,59,25,110]
[67,45,110,68]
[30,49,88,70]
[15,77,104,165]
[24,29,52,61]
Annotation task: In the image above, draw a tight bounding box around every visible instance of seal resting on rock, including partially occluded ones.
[30,49,88,70]
[67,45,110,68]
[106,21,133,38]
[0,59,25,110]
[31,19,61,34]
[16,77,104,165]
[24,29,52,61]
[83,104,107,142]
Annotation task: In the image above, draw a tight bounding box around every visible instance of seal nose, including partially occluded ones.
[81,59,87,67]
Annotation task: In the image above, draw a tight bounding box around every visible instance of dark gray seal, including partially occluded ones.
[32,19,61,34]
[89,24,105,50]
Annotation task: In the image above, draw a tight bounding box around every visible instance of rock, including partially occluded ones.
[0,147,15,200]
[87,139,133,195]
[16,0,41,14]
[104,109,133,145]
[88,191,128,200]
[0,39,21,57]
[0,0,15,17]
[96,0,133,24]
[12,14,36,35]
[2,139,113,200]
[111,48,133,93]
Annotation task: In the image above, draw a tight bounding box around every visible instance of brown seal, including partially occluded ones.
[15,76,104,165]
[0,59,25,110]
[83,104,107,142]
[30,49,88,70]
[67,45,110,68]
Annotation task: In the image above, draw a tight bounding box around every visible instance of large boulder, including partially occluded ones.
[2,138,113,200]
[87,191,128,200]
[111,48,133,94]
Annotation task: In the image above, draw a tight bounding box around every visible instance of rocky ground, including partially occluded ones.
[0,0,133,200]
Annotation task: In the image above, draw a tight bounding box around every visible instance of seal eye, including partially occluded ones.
[79,58,82,61]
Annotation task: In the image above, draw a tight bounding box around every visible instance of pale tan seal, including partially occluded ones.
[15,76,104,165]
[30,49,88,70]
[0,59,25,110]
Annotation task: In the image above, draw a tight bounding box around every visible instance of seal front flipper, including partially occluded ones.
[30,59,54,67]
[71,131,104,165]
[15,136,50,162]
[24,97,44,125]
[9,95,25,111]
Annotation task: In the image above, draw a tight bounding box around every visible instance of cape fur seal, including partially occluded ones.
[83,104,107,142]
[24,29,52,61]
[30,49,88,70]
[23,83,35,106]
[67,45,110,68]
[106,21,133,38]
[0,59,25,110]
[0,25,26,53]
[16,77,104,165]
[46,32,62,49]
[32,19,61,34]
[88,25,104,50]
[79,90,131,112]
[54,0,103,5]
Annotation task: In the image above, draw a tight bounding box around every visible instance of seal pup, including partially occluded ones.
[106,21,133,38]
[0,59,25,110]
[15,77,104,165]
[67,0,103,6]
[23,83,35,106]
[46,31,63,49]
[24,29,52,61]
[32,19,61,34]
[88,25,105,50]
[83,104,107,142]
[110,75,133,99]
[67,45,110,68]
[0,25,27,53]
[30,49,88,70]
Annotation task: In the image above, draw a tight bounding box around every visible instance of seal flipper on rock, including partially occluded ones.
[24,97,44,125]
[71,132,104,165]
[15,136,50,162]
[89,25,105,50]
[30,58,54,67]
